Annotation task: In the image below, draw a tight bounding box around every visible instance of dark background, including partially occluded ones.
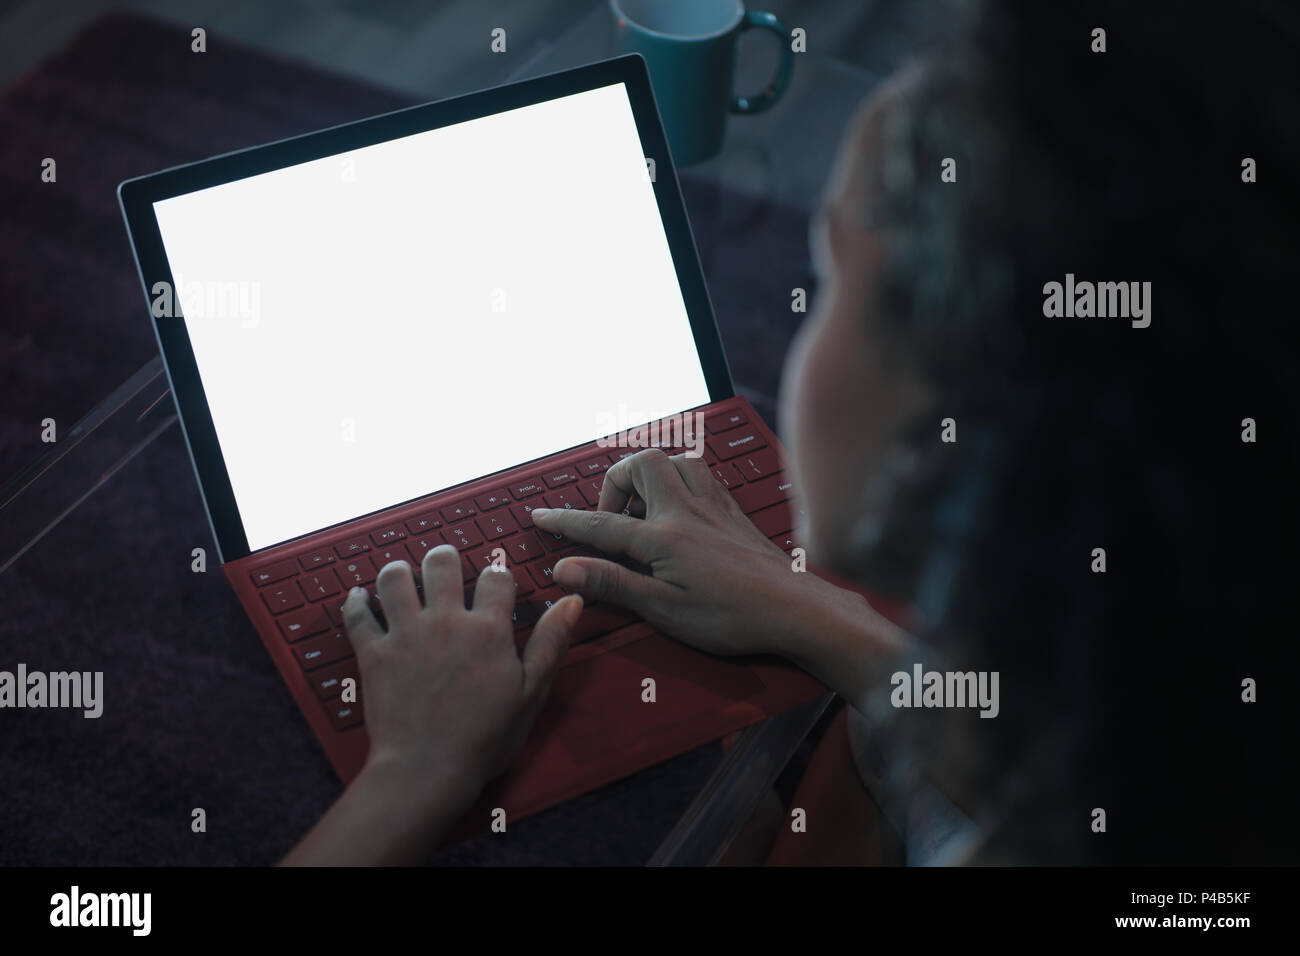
[0,1,876,865]
[0,0,1296,868]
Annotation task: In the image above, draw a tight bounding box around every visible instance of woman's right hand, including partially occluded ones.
[530,448,880,664]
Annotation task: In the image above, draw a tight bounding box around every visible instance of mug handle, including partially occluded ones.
[729,11,794,115]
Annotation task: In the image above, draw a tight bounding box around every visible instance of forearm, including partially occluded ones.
[782,575,918,714]
[279,755,479,866]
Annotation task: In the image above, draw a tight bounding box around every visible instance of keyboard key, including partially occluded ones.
[277,605,331,643]
[475,511,519,540]
[529,550,583,591]
[407,534,444,562]
[261,582,305,615]
[370,546,411,570]
[543,488,584,510]
[707,429,767,461]
[466,545,503,577]
[712,466,740,489]
[544,468,579,488]
[510,478,545,499]
[475,489,513,512]
[293,630,353,671]
[308,659,359,700]
[440,500,477,523]
[324,699,364,730]
[749,503,794,538]
[510,502,540,529]
[334,537,371,560]
[705,409,748,434]
[464,552,534,596]
[405,512,443,535]
[511,601,538,631]
[771,533,798,553]
[301,568,342,602]
[370,526,406,547]
[338,556,377,587]
[250,559,298,588]
[732,447,781,481]
[528,560,559,590]
[576,457,609,475]
[539,530,571,553]
[578,478,604,507]
[444,524,483,550]
[733,473,789,513]
[528,587,567,617]
[509,566,535,596]
[298,549,336,572]
[506,532,546,563]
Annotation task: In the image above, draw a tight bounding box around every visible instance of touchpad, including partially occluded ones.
[544,636,768,764]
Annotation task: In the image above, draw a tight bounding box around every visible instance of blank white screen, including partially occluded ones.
[153,83,710,552]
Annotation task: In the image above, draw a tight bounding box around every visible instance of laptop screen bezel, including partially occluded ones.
[118,54,735,564]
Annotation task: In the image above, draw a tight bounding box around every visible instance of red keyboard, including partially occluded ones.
[241,405,805,737]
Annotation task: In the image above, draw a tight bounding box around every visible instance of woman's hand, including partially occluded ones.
[280,545,580,865]
[531,448,871,662]
[349,544,580,791]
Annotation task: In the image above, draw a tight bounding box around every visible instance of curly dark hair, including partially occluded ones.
[851,0,1298,863]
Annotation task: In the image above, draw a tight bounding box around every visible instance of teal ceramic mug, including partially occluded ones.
[611,0,794,165]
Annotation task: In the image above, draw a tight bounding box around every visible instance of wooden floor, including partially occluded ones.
[0,0,924,104]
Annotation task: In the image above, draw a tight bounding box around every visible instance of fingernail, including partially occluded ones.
[564,594,584,625]
[531,507,552,518]
[348,587,366,600]
[553,559,585,589]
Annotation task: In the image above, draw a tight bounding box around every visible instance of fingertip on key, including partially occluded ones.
[553,559,585,589]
